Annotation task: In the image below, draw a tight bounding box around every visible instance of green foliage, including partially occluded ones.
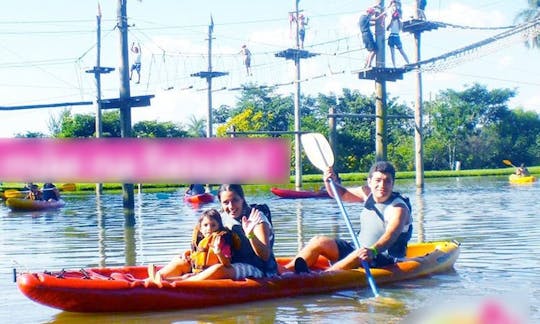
[14,131,47,138]
[133,120,187,138]
[45,82,539,173]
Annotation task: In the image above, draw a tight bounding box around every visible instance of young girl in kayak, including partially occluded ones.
[146,209,234,285]
[184,184,277,281]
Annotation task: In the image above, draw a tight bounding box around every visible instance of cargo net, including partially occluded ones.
[413,18,540,73]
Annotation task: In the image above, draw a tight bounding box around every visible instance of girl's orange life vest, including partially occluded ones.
[190,229,240,273]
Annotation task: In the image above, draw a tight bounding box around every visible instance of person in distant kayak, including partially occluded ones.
[515,163,530,176]
[25,183,43,200]
[184,184,277,281]
[187,184,205,196]
[146,209,234,285]
[42,183,60,201]
[283,161,412,274]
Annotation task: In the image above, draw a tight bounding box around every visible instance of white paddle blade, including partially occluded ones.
[301,133,335,171]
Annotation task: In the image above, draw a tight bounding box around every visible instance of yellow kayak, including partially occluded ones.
[6,198,65,211]
[509,174,537,184]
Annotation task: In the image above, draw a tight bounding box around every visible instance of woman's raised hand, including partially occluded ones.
[242,208,262,236]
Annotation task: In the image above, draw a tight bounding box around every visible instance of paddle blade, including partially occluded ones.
[300,133,334,172]
[60,183,76,191]
[4,190,25,199]
[502,160,515,167]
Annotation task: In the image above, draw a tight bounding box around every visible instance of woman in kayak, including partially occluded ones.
[146,209,234,285]
[185,184,277,281]
[283,161,412,273]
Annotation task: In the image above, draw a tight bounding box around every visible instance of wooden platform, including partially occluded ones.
[275,48,319,60]
[354,66,412,82]
[402,19,442,34]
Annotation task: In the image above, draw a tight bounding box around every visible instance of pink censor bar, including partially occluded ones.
[0,138,291,184]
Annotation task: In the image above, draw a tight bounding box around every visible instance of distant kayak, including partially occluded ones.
[184,192,214,204]
[17,241,460,313]
[509,174,537,184]
[6,198,65,211]
[271,187,330,199]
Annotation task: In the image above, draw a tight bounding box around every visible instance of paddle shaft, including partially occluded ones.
[327,178,380,297]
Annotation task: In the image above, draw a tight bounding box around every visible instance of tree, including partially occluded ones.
[216,86,293,137]
[424,84,515,169]
[514,0,540,48]
[133,120,187,138]
[14,131,47,138]
[185,115,206,137]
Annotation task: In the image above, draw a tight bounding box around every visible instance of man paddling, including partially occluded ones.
[283,161,412,273]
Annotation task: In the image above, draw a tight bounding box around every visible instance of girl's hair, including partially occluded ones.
[193,209,224,244]
[217,184,250,216]
[198,209,224,231]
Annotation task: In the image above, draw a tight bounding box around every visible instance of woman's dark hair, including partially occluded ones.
[217,184,250,215]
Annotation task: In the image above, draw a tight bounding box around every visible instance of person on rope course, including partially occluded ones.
[358,6,384,68]
[130,42,142,84]
[239,45,252,76]
[386,4,410,67]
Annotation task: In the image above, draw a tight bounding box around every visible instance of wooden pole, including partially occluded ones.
[414,0,425,188]
[117,0,134,211]
[95,5,103,195]
[294,0,303,190]
[374,0,387,161]
[207,17,214,138]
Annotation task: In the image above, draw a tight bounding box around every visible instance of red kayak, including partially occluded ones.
[184,192,214,204]
[271,187,330,199]
[17,241,460,313]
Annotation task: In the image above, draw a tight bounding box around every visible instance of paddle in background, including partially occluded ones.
[3,183,76,199]
[300,132,380,298]
[502,159,517,168]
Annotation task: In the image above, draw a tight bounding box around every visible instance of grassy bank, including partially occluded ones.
[1,166,537,194]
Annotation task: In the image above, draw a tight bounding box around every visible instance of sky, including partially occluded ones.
[1,0,539,138]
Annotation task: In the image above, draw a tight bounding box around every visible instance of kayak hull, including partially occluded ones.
[6,198,65,211]
[271,187,330,199]
[17,241,459,313]
[184,192,214,204]
[509,174,537,183]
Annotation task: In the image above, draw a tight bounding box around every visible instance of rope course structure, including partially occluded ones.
[145,17,540,93]
[406,17,540,73]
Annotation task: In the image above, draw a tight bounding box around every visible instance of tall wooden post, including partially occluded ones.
[293,0,303,190]
[95,7,103,195]
[207,18,214,138]
[328,105,337,161]
[374,0,387,161]
[117,0,134,211]
[414,0,425,188]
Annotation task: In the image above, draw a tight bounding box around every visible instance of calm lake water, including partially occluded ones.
[1,176,538,323]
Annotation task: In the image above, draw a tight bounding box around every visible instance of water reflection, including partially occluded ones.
[295,200,304,253]
[96,196,106,267]
[414,187,425,243]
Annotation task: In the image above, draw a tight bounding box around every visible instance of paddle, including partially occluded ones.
[3,183,76,199]
[300,132,380,298]
[502,159,516,168]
